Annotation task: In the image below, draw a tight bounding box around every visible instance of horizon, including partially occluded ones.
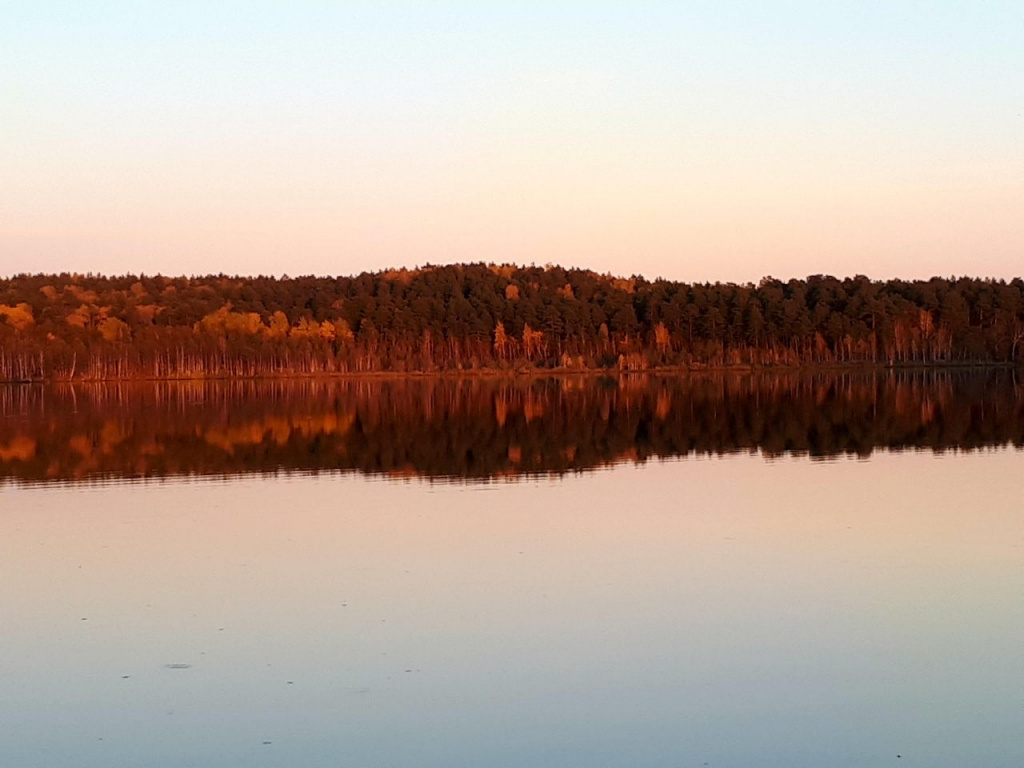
[3,3,1022,283]
[2,260,1022,286]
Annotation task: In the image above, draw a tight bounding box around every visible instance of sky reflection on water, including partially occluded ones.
[2,449,1022,768]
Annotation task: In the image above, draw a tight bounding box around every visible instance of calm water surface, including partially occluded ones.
[1,374,1022,767]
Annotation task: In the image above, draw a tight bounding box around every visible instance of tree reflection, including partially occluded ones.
[1,371,1021,484]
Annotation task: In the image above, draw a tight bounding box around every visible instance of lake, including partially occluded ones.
[1,372,1022,767]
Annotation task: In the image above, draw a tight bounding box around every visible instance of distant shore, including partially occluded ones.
[1,360,1018,385]
[3,266,1022,382]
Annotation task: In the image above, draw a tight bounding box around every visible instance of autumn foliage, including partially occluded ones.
[1,264,1023,380]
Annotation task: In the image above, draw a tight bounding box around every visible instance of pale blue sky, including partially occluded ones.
[1,1,1021,280]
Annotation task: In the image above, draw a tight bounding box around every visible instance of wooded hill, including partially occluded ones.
[1,264,1023,380]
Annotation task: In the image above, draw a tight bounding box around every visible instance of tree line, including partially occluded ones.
[1,264,1023,380]
[2,371,1021,484]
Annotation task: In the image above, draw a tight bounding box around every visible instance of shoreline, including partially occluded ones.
[0,360,1017,385]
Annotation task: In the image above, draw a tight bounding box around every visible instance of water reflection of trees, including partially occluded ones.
[1,371,1021,484]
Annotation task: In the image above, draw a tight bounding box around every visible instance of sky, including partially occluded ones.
[1,1,1021,282]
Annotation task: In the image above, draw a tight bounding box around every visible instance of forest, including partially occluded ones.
[1,264,1023,380]
[1,371,1020,484]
